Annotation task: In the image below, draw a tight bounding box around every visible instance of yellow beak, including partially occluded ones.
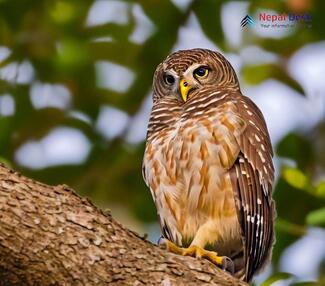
[180,79,192,102]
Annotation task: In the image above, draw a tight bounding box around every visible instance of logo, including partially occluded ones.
[240,12,312,29]
[259,12,312,28]
[240,15,255,27]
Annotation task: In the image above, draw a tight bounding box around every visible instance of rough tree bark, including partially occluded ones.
[0,163,248,286]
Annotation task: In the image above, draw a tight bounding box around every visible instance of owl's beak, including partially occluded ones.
[180,79,192,102]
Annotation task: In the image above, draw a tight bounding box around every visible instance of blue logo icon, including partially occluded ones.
[241,15,255,27]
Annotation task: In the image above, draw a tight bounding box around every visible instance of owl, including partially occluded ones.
[142,48,275,282]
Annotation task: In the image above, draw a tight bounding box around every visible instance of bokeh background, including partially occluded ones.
[0,0,324,285]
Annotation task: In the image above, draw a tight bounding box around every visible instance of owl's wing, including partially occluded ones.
[229,93,275,281]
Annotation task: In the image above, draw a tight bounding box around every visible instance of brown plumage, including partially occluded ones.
[142,48,275,282]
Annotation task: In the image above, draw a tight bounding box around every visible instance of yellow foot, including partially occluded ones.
[158,238,234,274]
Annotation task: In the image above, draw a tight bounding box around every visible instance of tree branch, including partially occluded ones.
[0,163,248,286]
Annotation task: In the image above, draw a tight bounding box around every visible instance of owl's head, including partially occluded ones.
[152,48,240,103]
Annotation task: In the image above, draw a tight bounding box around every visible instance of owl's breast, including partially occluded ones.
[143,103,245,244]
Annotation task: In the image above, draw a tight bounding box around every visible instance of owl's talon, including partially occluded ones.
[221,256,235,274]
[159,240,228,270]
[158,236,166,247]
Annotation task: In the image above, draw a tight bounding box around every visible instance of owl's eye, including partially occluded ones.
[163,74,175,85]
[194,67,209,78]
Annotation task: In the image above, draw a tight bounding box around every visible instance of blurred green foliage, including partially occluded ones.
[0,0,325,285]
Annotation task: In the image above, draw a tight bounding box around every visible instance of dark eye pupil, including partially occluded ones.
[195,68,206,76]
[164,74,175,85]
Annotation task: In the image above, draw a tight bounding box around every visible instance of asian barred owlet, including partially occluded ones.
[142,48,275,282]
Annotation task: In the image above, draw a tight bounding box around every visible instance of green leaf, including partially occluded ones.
[316,182,325,198]
[282,168,325,199]
[289,282,322,286]
[192,0,224,48]
[276,133,313,171]
[276,218,306,237]
[272,176,323,266]
[306,207,325,227]
[260,272,292,286]
[242,64,305,95]
[282,167,310,191]
[55,38,89,70]
[49,0,78,24]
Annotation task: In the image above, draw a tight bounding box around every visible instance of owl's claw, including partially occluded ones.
[221,256,235,274]
[182,245,224,266]
[157,236,164,246]
[158,238,234,274]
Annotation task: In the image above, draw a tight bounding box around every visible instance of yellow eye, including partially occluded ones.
[194,67,209,78]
